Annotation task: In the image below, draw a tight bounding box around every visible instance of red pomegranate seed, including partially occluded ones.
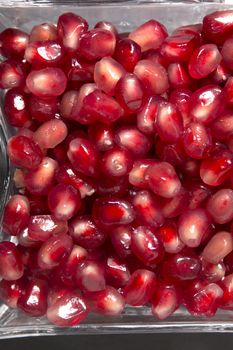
[93,197,135,227]
[0,28,28,59]
[129,20,168,52]
[47,286,72,307]
[115,126,152,158]
[155,138,187,166]
[160,34,200,63]
[69,215,106,249]
[57,12,88,52]
[94,57,125,95]
[47,291,89,327]
[26,67,67,97]
[7,135,43,169]
[189,85,222,124]
[87,286,125,315]
[28,215,68,242]
[79,28,116,61]
[131,226,164,266]
[185,179,212,210]
[178,208,212,247]
[123,269,156,306]
[183,122,212,159]
[161,188,189,219]
[100,146,133,177]
[38,233,73,270]
[3,88,31,128]
[220,37,233,70]
[173,23,202,37]
[137,96,161,135]
[202,231,233,264]
[33,119,67,151]
[0,60,25,89]
[29,95,59,123]
[59,245,88,287]
[114,39,141,72]
[167,63,191,89]
[76,260,106,292]
[200,150,233,186]
[182,159,200,179]
[0,242,24,281]
[115,73,145,114]
[206,189,233,224]
[95,21,118,37]
[88,124,114,152]
[18,228,40,248]
[105,256,130,288]
[188,44,221,79]
[202,10,233,45]
[211,112,233,140]
[224,77,233,106]
[183,280,223,317]
[151,282,180,320]
[200,258,226,283]
[211,60,231,85]
[48,183,81,221]
[170,88,192,127]
[128,159,157,189]
[25,40,64,67]
[145,162,181,199]
[2,195,30,236]
[24,157,58,195]
[158,221,184,254]
[110,225,132,259]
[134,59,169,95]
[131,190,164,228]
[30,23,58,42]
[0,279,24,309]
[67,137,98,177]
[17,279,48,317]
[96,175,128,197]
[219,274,233,310]
[156,101,183,144]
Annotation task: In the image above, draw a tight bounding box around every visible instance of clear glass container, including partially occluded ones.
[1,0,233,338]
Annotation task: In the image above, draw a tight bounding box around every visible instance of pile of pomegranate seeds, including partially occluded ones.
[3,10,233,327]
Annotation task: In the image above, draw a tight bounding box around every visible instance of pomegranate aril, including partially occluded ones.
[170,88,192,127]
[88,286,125,315]
[4,88,31,128]
[38,233,73,270]
[184,280,223,317]
[47,291,89,327]
[100,146,133,178]
[0,28,28,59]
[200,150,233,186]
[110,225,132,259]
[95,21,118,37]
[115,126,152,158]
[183,122,212,159]
[219,274,233,310]
[182,159,200,179]
[160,34,200,63]
[202,10,233,45]
[24,156,58,195]
[131,190,164,228]
[189,85,222,124]
[30,23,58,42]
[25,40,64,67]
[26,68,67,97]
[211,112,233,141]
[96,174,128,198]
[3,195,30,236]
[88,124,114,152]
[94,57,125,95]
[0,242,24,281]
[17,279,48,317]
[137,96,160,135]
[69,215,106,249]
[134,60,169,95]
[79,28,116,61]
[173,23,202,37]
[18,228,40,248]
[145,162,181,199]
[0,60,25,89]
[67,137,98,177]
[224,77,233,107]
[0,279,24,309]
[158,221,184,254]
[178,208,212,248]
[206,189,233,224]
[202,231,233,265]
[168,63,191,89]
[48,183,81,221]
[161,188,189,219]
[211,61,231,86]
[131,226,164,266]
[28,215,68,242]
[155,138,187,166]
[76,260,106,292]
[114,39,141,72]
[105,256,130,288]
[188,44,221,79]
[128,20,168,52]
[185,179,212,210]
[57,12,88,52]
[128,159,156,189]
[156,101,183,144]
[200,258,226,283]
[152,282,180,320]
[29,95,59,123]
[123,269,156,306]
